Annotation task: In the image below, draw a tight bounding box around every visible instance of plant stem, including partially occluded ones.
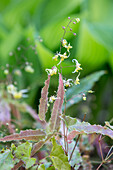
[69,113,86,162]
[96,162,103,170]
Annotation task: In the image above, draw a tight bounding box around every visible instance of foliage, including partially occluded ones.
[0,8,113,169]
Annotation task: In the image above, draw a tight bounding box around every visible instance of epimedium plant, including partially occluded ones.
[0,17,113,170]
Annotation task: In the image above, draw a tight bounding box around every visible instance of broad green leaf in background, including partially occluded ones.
[63,70,105,110]
[0,25,23,64]
[2,0,42,28]
[37,0,83,27]
[50,137,71,170]
[40,15,80,50]
[0,150,14,170]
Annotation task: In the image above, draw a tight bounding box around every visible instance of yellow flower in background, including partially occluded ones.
[72,59,82,73]
[83,96,86,101]
[13,91,22,99]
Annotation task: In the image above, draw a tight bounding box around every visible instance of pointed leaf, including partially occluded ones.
[50,73,64,131]
[67,121,113,140]
[39,75,51,121]
[50,138,71,170]
[62,115,77,127]
[0,129,46,142]
[63,70,105,110]
[14,141,36,169]
[31,133,53,156]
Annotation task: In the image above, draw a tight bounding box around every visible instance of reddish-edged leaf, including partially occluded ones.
[39,75,51,121]
[31,133,54,156]
[0,129,46,142]
[67,122,113,140]
[50,73,64,131]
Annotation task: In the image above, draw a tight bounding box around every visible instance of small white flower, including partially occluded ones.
[49,95,57,103]
[82,93,86,101]
[46,66,57,76]
[62,39,67,47]
[25,65,34,73]
[63,79,73,87]
[72,59,82,73]
[53,54,59,61]
[76,18,80,23]
[7,84,17,94]
[14,69,22,76]
[57,53,70,65]
[4,69,9,75]
[65,43,72,52]
[74,73,80,85]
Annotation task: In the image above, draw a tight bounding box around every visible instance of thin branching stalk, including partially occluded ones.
[69,113,86,162]
[98,135,104,161]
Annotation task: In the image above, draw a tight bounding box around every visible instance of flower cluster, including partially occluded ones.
[45,17,86,101]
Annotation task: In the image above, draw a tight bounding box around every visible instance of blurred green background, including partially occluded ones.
[0,0,113,124]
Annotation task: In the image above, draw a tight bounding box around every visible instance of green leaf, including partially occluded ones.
[39,0,82,26]
[50,138,71,170]
[0,150,14,170]
[26,158,36,169]
[14,141,36,169]
[38,164,45,170]
[62,115,77,127]
[68,141,82,169]
[63,70,105,109]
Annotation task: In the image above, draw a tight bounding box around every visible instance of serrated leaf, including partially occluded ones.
[14,141,36,169]
[31,133,53,156]
[63,70,105,109]
[67,121,113,140]
[50,73,64,131]
[0,150,14,170]
[39,75,50,121]
[62,115,77,127]
[50,138,71,170]
[0,129,46,142]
